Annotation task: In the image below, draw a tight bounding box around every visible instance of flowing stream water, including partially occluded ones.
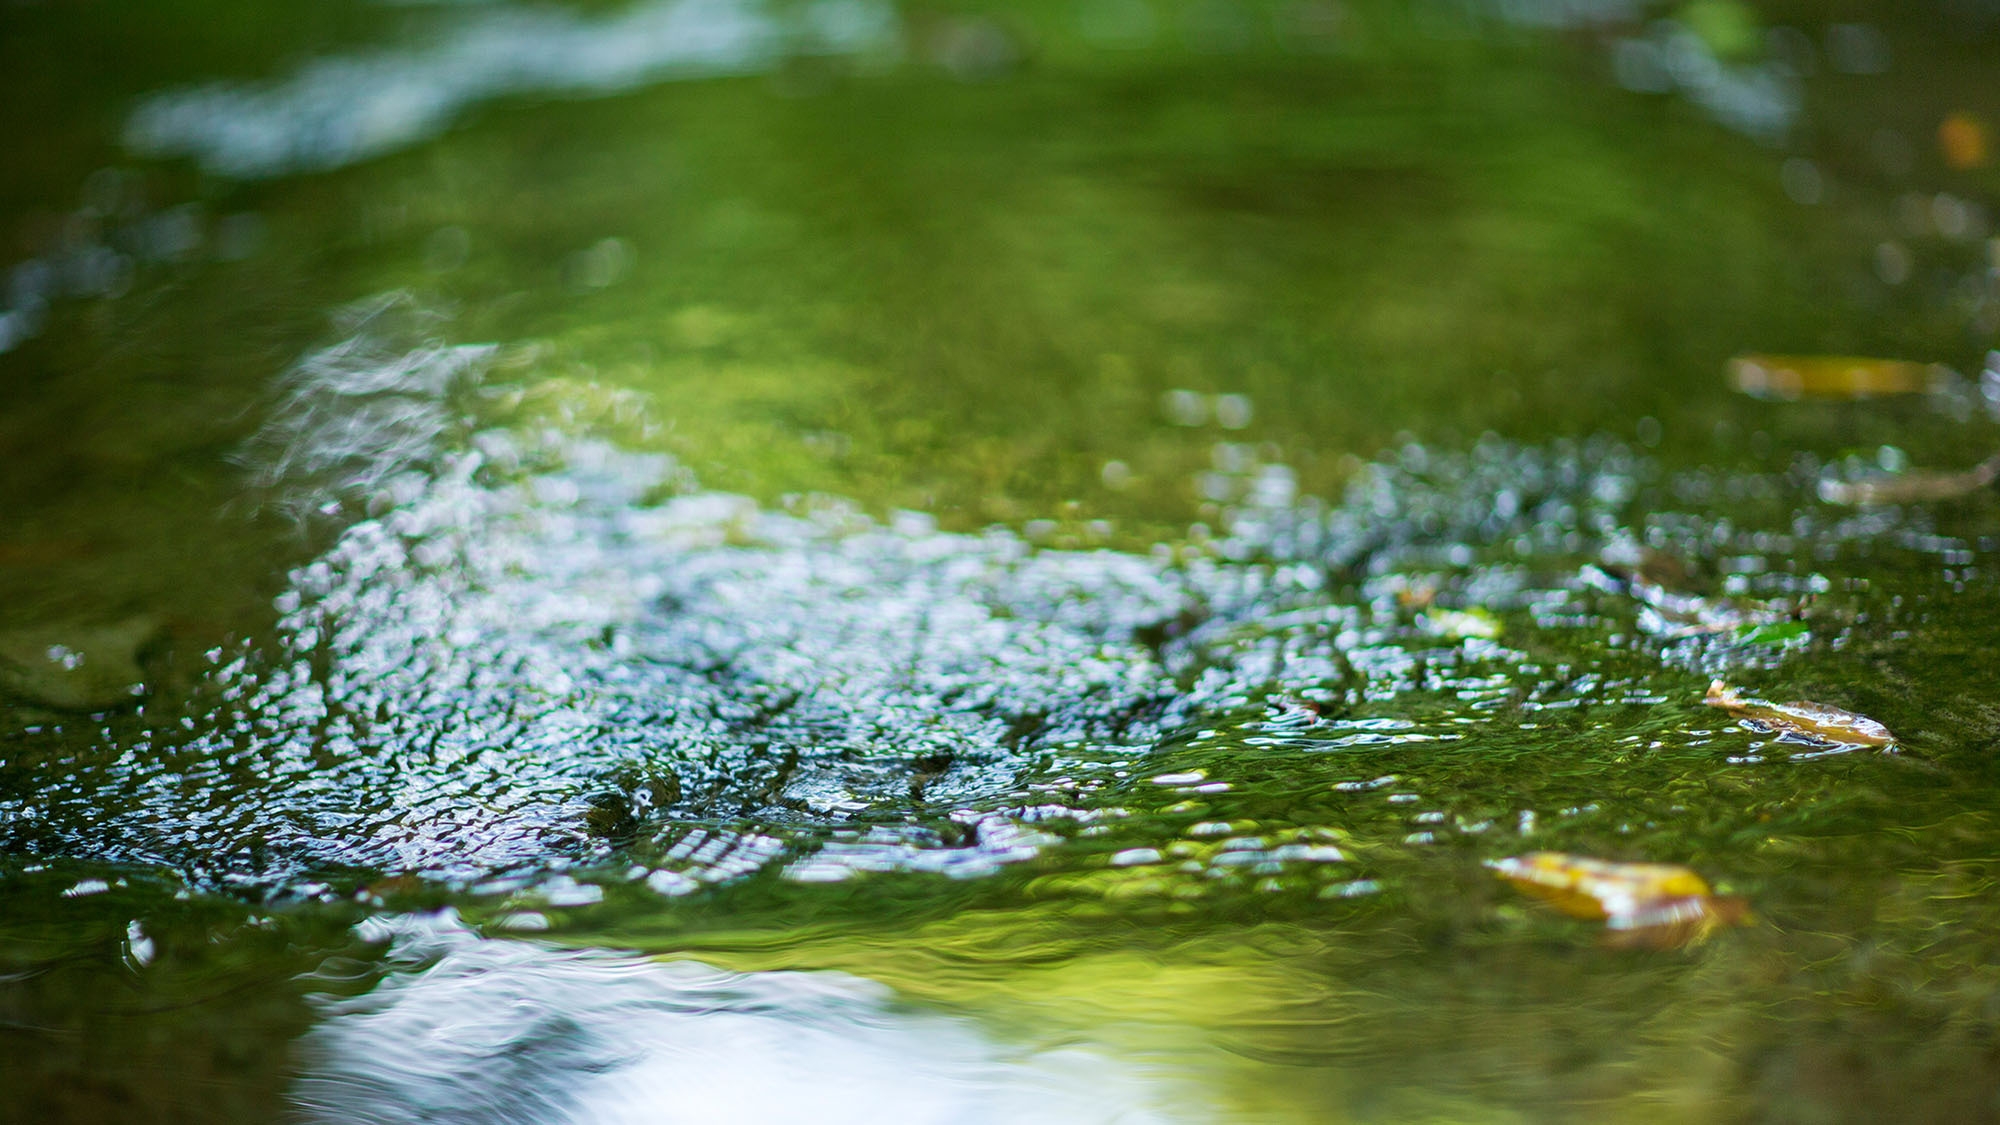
[4,1,2000,1121]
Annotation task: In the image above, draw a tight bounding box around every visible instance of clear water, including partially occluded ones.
[4,1,2000,1121]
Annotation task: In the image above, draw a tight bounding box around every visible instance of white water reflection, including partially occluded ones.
[126,0,899,178]
[296,911,1195,1125]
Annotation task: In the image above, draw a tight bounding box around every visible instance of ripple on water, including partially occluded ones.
[0,293,1982,904]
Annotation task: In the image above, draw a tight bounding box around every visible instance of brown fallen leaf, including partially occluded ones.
[1394,579,1439,611]
[1267,693,1337,723]
[1487,852,1749,949]
[1817,453,2000,506]
[1728,355,1949,400]
[1704,681,1895,748]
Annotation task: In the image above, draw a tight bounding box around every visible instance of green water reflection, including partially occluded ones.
[3,0,2000,1121]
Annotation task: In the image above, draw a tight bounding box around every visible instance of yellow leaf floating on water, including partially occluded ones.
[1487,852,1749,949]
[1727,355,1949,401]
[1817,453,2000,506]
[1704,681,1895,748]
[1941,111,1991,171]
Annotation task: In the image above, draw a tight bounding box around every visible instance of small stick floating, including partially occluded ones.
[1488,852,1749,948]
[1817,453,2000,507]
[1587,554,1793,638]
[1704,681,1895,748]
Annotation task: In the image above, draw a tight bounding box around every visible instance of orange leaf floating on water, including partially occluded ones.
[1394,578,1439,611]
[1489,852,1706,920]
[1727,355,1948,400]
[1704,681,1895,748]
[1487,852,1749,948]
[1941,111,1991,171]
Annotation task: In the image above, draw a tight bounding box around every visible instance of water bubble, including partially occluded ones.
[1213,393,1254,429]
[568,237,634,289]
[1875,241,1912,285]
[1932,194,1985,242]
[1250,464,1297,507]
[1161,388,1208,426]
[1210,442,1251,472]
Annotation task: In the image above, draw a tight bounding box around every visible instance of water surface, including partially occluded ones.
[4,1,2000,1121]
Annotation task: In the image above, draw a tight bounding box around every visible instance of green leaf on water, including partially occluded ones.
[1732,620,1809,648]
[1423,608,1502,641]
